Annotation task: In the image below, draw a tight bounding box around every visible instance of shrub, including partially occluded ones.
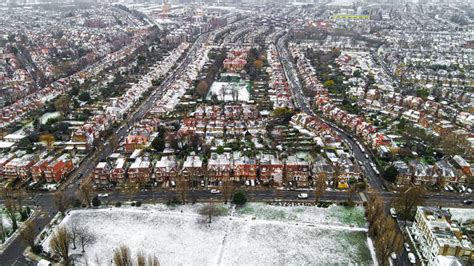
[92,196,101,207]
[115,202,122,207]
[135,201,142,207]
[233,191,247,206]
[131,202,136,207]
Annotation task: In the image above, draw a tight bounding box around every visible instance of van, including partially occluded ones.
[408,252,416,264]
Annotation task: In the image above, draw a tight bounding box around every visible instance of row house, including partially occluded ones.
[94,162,112,186]
[43,154,74,183]
[258,154,283,183]
[285,155,311,187]
[234,156,257,181]
[128,157,152,183]
[2,155,36,181]
[0,153,16,180]
[111,158,126,183]
[124,128,152,153]
[154,156,179,182]
[207,153,232,183]
[181,156,204,183]
[31,156,54,182]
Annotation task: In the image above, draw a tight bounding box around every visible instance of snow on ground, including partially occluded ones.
[207,81,250,102]
[448,208,474,223]
[43,204,374,265]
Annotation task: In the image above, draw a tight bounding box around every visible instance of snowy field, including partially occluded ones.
[207,81,250,102]
[44,204,374,265]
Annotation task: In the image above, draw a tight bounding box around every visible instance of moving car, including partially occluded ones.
[98,193,109,198]
[404,242,411,252]
[408,252,416,264]
[390,208,397,218]
[297,193,308,199]
[463,199,473,205]
[210,189,221,194]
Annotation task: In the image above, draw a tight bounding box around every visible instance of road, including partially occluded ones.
[0,31,211,266]
[276,33,385,192]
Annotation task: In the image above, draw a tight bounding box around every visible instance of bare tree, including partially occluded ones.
[69,220,80,250]
[19,219,36,248]
[176,174,188,204]
[113,245,132,266]
[78,226,95,253]
[50,226,71,265]
[394,186,426,221]
[147,255,160,266]
[375,216,404,265]
[53,191,69,215]
[198,203,224,223]
[137,252,146,266]
[77,183,94,207]
[314,173,327,203]
[222,179,234,204]
[120,181,139,202]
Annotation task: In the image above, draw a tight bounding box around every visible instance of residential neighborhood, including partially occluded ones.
[0,0,473,265]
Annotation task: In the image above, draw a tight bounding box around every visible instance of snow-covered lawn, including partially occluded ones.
[207,81,251,102]
[44,204,374,265]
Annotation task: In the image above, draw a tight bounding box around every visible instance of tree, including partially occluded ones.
[196,80,209,98]
[323,80,335,88]
[199,203,224,223]
[19,219,36,248]
[137,252,146,266]
[113,245,132,266]
[233,191,247,205]
[254,60,264,70]
[78,92,91,102]
[147,255,160,266]
[91,196,101,207]
[346,184,357,207]
[222,179,234,204]
[393,186,426,221]
[176,174,188,204]
[383,165,399,182]
[374,216,404,265]
[5,198,18,232]
[314,173,327,203]
[151,137,165,152]
[53,191,69,215]
[77,183,93,207]
[272,107,295,124]
[39,133,55,149]
[54,95,70,114]
[50,227,71,265]
[120,181,139,201]
[69,219,80,250]
[216,145,224,155]
[78,226,95,253]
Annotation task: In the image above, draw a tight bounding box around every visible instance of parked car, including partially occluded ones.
[210,189,221,194]
[390,252,397,260]
[298,193,308,199]
[408,252,416,264]
[404,242,411,252]
[98,193,109,198]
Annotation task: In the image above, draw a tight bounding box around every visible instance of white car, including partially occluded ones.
[390,252,397,260]
[404,242,411,252]
[297,193,308,199]
[210,189,221,194]
[390,208,397,218]
[408,252,416,264]
[98,193,109,198]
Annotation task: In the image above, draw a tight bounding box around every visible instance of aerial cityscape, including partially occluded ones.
[0,0,473,265]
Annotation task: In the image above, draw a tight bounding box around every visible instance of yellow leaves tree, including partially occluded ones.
[40,133,55,149]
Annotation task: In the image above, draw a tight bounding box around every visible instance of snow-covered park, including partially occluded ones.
[44,203,375,265]
[207,81,251,102]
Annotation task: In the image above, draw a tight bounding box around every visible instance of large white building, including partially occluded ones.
[411,206,473,265]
